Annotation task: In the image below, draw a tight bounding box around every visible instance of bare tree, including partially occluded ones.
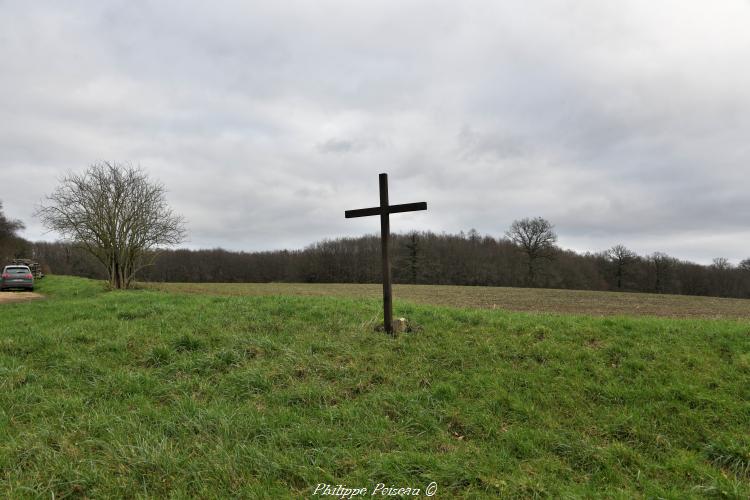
[36,162,186,289]
[0,201,24,240]
[710,257,734,297]
[505,217,557,285]
[606,244,638,290]
[404,231,421,284]
[711,257,731,270]
[649,252,674,293]
[0,201,27,262]
[739,258,750,271]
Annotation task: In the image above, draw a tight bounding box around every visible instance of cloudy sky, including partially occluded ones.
[2,1,749,264]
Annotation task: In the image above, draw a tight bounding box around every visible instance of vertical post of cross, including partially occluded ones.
[344,174,426,335]
[379,173,393,334]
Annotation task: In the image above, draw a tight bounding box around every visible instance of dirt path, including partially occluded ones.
[0,291,44,304]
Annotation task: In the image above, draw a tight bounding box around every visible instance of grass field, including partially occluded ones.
[146,281,750,319]
[1,276,749,497]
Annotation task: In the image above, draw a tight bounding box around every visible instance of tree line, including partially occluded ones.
[2,162,749,300]
[28,227,750,299]
[0,201,31,265]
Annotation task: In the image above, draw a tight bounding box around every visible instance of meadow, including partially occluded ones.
[0,276,748,498]
[146,281,750,319]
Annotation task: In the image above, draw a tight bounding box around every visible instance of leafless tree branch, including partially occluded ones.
[36,162,186,289]
[505,217,558,286]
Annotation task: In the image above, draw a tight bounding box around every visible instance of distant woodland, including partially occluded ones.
[26,230,750,299]
[2,199,748,299]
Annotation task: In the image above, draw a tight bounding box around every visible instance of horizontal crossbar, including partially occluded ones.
[345,206,381,218]
[389,201,427,214]
[345,202,427,218]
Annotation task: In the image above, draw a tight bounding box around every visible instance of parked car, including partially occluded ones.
[0,265,34,291]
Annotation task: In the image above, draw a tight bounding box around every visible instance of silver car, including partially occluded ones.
[1,265,34,291]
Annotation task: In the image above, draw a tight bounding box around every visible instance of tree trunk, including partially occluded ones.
[527,259,535,286]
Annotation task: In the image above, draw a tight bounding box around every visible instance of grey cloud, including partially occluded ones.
[317,138,367,154]
[1,0,749,264]
[457,126,527,161]
[318,139,358,154]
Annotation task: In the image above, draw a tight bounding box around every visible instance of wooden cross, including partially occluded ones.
[345,173,427,334]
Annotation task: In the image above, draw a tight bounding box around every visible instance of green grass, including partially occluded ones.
[1,275,749,498]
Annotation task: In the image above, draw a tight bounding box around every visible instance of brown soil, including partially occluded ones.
[0,291,44,304]
[142,282,750,319]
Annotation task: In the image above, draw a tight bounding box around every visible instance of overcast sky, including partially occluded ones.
[2,1,749,264]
